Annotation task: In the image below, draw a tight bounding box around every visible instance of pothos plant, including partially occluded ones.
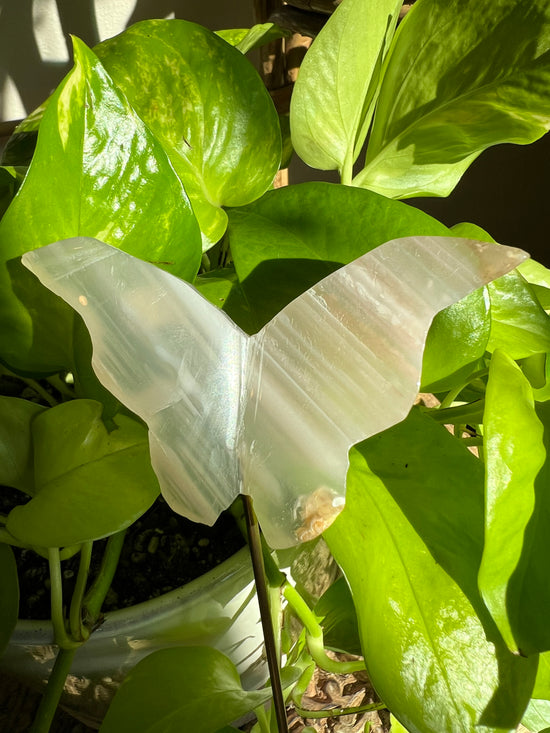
[1,1,550,732]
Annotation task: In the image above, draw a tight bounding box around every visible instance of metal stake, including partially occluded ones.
[242,494,289,733]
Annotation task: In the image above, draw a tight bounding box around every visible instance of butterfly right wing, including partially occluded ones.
[241,236,527,548]
[22,237,248,525]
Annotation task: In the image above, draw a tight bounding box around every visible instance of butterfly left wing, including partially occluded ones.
[241,236,527,548]
[22,237,248,525]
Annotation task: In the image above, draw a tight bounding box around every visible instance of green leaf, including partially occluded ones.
[522,699,550,732]
[518,259,550,315]
[390,715,413,733]
[534,652,550,699]
[0,166,24,220]
[357,0,550,198]
[420,288,490,391]
[325,408,537,733]
[99,646,274,733]
[479,351,548,655]
[290,0,401,180]
[194,267,256,335]
[95,19,281,250]
[487,272,550,359]
[227,182,450,330]
[0,544,19,657]
[450,222,497,243]
[314,576,361,656]
[420,221,495,390]
[0,37,201,374]
[0,396,45,494]
[6,400,159,547]
[216,23,291,54]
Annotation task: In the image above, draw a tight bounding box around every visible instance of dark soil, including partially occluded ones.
[2,489,245,620]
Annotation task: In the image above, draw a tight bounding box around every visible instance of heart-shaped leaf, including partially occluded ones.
[6,400,159,547]
[100,646,280,733]
[0,37,201,374]
[95,19,281,249]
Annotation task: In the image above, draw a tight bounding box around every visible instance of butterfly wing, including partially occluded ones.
[22,237,247,524]
[241,236,527,548]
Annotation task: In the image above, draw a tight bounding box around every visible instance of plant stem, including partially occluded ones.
[29,647,77,733]
[69,541,93,642]
[283,583,365,675]
[439,368,488,409]
[48,548,78,650]
[84,529,126,622]
[23,378,58,407]
[253,703,271,733]
[242,495,289,733]
[293,699,386,720]
[341,151,354,186]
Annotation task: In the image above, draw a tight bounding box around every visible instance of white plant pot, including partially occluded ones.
[0,546,265,728]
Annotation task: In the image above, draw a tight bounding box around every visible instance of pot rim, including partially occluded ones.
[11,544,252,638]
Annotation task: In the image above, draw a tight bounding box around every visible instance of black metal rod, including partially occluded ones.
[242,494,289,733]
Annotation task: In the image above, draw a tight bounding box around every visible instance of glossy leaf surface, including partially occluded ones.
[0,396,45,495]
[290,0,401,177]
[6,400,159,547]
[0,545,18,657]
[487,272,550,359]
[357,0,550,198]
[95,20,281,249]
[0,37,200,373]
[480,350,549,655]
[99,646,278,733]
[325,409,537,733]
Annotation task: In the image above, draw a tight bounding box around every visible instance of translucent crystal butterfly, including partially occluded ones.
[22,236,526,548]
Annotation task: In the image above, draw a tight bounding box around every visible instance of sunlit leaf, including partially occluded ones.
[6,400,159,547]
[487,272,550,359]
[480,350,548,655]
[290,0,401,179]
[95,19,281,249]
[357,0,550,198]
[522,699,550,733]
[0,37,201,373]
[325,408,537,733]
